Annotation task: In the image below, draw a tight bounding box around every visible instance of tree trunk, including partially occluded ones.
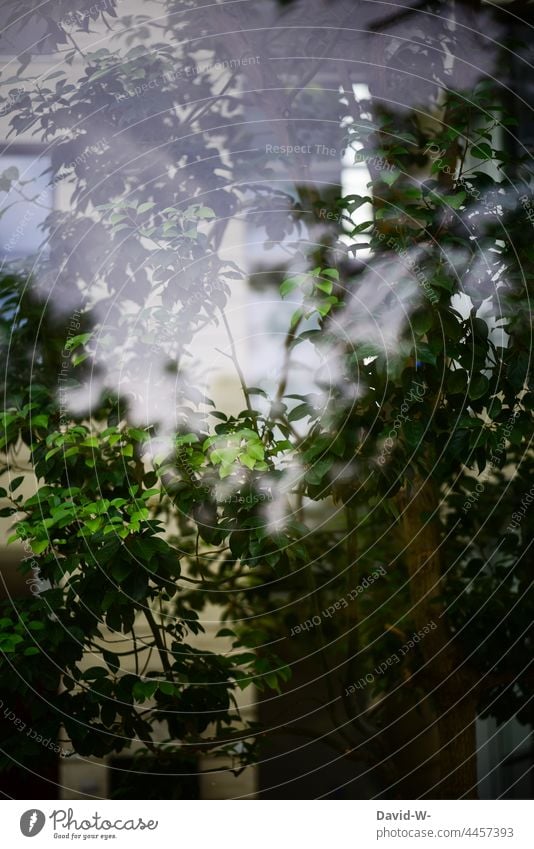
[396,474,479,798]
[437,691,479,799]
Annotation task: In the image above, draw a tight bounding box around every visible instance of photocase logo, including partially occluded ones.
[20,810,46,837]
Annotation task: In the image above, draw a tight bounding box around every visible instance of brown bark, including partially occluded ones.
[437,692,479,799]
[396,474,479,798]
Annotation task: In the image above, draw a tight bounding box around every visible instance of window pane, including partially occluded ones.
[0,152,52,261]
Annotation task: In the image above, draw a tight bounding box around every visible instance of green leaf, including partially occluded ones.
[137,202,156,214]
[176,433,199,445]
[83,666,108,680]
[403,419,426,448]
[471,317,488,339]
[469,373,489,400]
[81,437,99,448]
[216,628,236,638]
[280,277,299,298]
[129,508,149,524]
[246,442,264,461]
[111,561,131,582]
[305,457,333,485]
[442,192,466,209]
[89,67,113,82]
[315,279,333,295]
[3,165,19,181]
[196,205,216,219]
[63,446,80,459]
[288,403,311,422]
[447,370,468,394]
[30,415,49,428]
[263,672,280,691]
[133,680,158,701]
[412,311,433,335]
[65,332,92,351]
[415,344,436,366]
[316,296,338,317]
[448,428,469,459]
[8,476,24,492]
[290,307,304,329]
[471,142,492,160]
[211,447,239,465]
[430,274,453,292]
[321,268,339,280]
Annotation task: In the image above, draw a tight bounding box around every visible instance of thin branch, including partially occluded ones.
[144,605,173,678]
[219,309,253,413]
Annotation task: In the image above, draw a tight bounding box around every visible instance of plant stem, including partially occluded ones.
[144,605,173,679]
[220,309,253,414]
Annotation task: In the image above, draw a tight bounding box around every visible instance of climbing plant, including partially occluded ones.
[0,0,532,798]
